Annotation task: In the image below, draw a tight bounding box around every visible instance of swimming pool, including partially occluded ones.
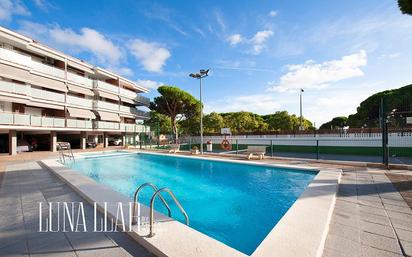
[68,153,317,255]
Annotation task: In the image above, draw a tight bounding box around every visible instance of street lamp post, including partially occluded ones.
[189,69,209,154]
[300,88,304,130]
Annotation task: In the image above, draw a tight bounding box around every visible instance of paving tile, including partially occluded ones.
[361,245,403,257]
[65,232,116,250]
[324,234,361,256]
[360,231,402,255]
[396,228,412,242]
[328,221,360,241]
[360,220,396,238]
[400,240,412,257]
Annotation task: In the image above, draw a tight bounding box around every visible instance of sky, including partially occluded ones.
[0,0,411,127]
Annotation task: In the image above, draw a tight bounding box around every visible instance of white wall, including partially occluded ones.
[0,101,12,112]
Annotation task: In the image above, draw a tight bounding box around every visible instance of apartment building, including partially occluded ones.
[0,26,151,155]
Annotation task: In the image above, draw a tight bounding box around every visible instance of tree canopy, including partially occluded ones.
[149,86,200,141]
[398,0,412,15]
[319,116,348,130]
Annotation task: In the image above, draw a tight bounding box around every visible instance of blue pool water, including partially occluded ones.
[68,153,317,255]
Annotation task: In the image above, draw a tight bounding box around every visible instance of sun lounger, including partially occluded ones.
[168,143,180,153]
[246,146,266,160]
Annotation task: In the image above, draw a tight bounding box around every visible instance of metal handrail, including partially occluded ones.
[149,188,189,237]
[58,142,75,164]
[131,183,171,225]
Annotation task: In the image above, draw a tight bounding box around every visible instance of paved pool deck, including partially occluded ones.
[0,161,154,257]
[0,150,411,257]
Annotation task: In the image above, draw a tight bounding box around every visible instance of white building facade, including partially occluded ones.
[0,26,150,155]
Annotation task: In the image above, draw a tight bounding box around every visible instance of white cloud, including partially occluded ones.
[205,94,282,114]
[250,30,273,54]
[268,50,367,92]
[136,79,163,90]
[49,27,123,64]
[33,0,55,11]
[106,66,134,77]
[226,34,243,46]
[0,0,30,21]
[269,10,278,17]
[128,39,171,73]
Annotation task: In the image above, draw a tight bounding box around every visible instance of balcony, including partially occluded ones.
[0,80,30,95]
[135,95,150,106]
[119,88,136,99]
[67,72,94,89]
[67,119,93,129]
[94,100,119,111]
[135,110,150,119]
[120,123,150,132]
[0,112,65,127]
[31,87,65,103]
[94,80,118,94]
[67,95,93,109]
[94,120,120,130]
[31,61,65,79]
[0,48,31,67]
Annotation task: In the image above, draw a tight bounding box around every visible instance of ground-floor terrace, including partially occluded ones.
[0,128,149,156]
[0,149,411,257]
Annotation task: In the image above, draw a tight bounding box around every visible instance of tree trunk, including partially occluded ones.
[171,117,178,143]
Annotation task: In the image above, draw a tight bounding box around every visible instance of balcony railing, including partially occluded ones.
[0,48,31,67]
[95,121,120,130]
[135,95,150,106]
[67,95,93,109]
[0,80,30,95]
[31,61,65,79]
[94,100,119,111]
[67,72,94,88]
[135,110,150,119]
[31,87,65,103]
[120,123,150,132]
[94,80,119,94]
[119,87,136,99]
[67,119,93,129]
[0,112,65,127]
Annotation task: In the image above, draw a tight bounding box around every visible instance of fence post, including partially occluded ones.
[316,139,319,160]
[270,140,273,157]
[189,137,192,151]
[381,97,389,167]
[236,139,238,155]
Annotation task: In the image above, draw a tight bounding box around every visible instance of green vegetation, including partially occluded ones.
[399,0,412,15]
[149,86,200,141]
[320,84,412,129]
[319,116,348,130]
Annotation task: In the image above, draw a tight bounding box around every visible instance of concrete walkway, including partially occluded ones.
[0,161,154,257]
[323,169,412,257]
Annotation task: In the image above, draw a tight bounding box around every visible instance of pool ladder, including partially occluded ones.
[58,142,75,164]
[132,182,189,237]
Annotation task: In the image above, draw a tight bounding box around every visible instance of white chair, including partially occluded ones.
[246,146,267,160]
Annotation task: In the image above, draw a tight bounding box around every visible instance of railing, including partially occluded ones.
[0,80,30,95]
[94,100,119,111]
[67,119,93,129]
[119,87,137,99]
[135,110,150,119]
[120,123,150,132]
[31,61,65,78]
[95,120,120,130]
[67,72,94,88]
[0,112,65,127]
[31,87,65,103]
[135,95,150,106]
[94,80,119,94]
[67,95,94,109]
[0,47,31,66]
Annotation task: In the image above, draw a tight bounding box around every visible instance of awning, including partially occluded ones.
[67,107,96,119]
[67,60,94,74]
[67,84,94,96]
[30,73,67,92]
[27,101,64,110]
[120,97,135,104]
[0,95,28,105]
[0,63,30,82]
[97,111,120,122]
[119,113,135,118]
[98,91,119,101]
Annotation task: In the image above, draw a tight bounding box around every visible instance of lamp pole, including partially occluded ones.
[300,88,304,130]
[189,69,209,154]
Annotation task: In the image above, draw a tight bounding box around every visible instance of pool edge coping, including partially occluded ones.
[41,151,341,257]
